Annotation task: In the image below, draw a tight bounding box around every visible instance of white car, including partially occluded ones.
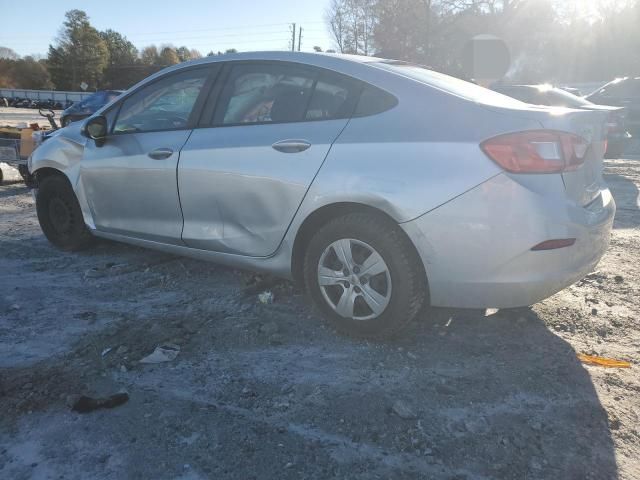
[29,52,615,337]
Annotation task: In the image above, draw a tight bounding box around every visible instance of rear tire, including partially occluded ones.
[36,175,94,251]
[304,213,427,338]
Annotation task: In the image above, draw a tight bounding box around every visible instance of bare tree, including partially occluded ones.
[327,0,348,53]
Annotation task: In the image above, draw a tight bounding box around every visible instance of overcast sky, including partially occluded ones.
[0,0,334,57]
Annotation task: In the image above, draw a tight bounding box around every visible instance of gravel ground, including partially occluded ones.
[0,160,638,479]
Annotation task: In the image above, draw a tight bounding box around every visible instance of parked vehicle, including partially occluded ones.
[492,84,632,158]
[28,52,615,337]
[585,77,640,135]
[60,90,123,127]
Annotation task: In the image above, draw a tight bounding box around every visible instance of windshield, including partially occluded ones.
[372,61,526,108]
[76,91,119,109]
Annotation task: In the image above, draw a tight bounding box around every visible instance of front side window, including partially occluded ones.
[114,69,208,133]
[215,64,316,125]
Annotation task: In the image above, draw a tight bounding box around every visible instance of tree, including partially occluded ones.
[46,10,109,90]
[0,56,53,89]
[176,46,191,62]
[13,57,53,89]
[0,46,19,60]
[140,45,160,65]
[100,29,138,89]
[373,0,430,60]
[159,46,180,65]
[326,0,377,54]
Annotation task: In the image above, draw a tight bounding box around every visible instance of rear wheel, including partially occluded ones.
[304,213,426,338]
[36,175,94,251]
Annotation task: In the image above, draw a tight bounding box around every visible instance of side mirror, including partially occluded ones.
[82,115,108,147]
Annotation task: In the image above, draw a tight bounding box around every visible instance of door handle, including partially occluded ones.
[148,148,174,160]
[272,140,311,153]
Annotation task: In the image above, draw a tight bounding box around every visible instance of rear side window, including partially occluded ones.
[354,84,398,117]
[215,64,316,125]
[305,73,360,121]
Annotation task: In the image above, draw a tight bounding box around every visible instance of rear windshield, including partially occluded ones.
[372,61,526,108]
[544,88,592,108]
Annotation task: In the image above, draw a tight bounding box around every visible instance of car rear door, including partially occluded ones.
[178,62,361,256]
[80,66,217,244]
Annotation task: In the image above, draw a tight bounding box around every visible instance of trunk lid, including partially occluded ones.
[539,108,608,206]
[486,105,609,205]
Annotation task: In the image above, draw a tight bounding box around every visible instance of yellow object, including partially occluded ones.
[578,353,631,368]
[20,128,35,158]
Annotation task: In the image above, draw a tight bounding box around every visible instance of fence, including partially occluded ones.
[0,88,92,103]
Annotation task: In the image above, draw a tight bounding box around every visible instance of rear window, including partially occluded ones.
[372,61,525,107]
[543,88,592,108]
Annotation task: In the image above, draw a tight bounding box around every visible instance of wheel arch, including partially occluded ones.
[33,166,69,187]
[290,202,428,295]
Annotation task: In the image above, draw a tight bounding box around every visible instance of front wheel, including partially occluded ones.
[304,213,427,338]
[36,175,94,251]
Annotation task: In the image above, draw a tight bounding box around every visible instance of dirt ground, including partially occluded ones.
[0,159,638,480]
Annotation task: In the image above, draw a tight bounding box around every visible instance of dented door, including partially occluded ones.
[177,119,349,256]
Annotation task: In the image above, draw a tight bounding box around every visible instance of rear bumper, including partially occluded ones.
[401,174,616,309]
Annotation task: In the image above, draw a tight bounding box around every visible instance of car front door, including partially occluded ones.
[178,62,361,256]
[79,66,216,244]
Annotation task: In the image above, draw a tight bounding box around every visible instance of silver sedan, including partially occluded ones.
[28,51,615,337]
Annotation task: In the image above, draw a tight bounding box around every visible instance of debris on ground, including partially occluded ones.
[258,291,274,304]
[101,347,112,357]
[71,393,130,413]
[578,353,631,368]
[139,344,180,364]
[391,400,417,419]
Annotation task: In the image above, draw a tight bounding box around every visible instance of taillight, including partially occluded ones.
[481,131,589,174]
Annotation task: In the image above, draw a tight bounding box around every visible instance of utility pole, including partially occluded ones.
[291,23,296,52]
[298,27,303,52]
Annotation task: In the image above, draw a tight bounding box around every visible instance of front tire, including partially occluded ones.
[36,175,94,251]
[304,213,426,338]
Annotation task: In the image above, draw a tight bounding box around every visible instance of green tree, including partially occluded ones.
[13,57,53,89]
[46,10,109,90]
[100,29,139,88]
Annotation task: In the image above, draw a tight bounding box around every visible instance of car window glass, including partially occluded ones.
[305,74,360,120]
[354,84,398,116]
[114,69,208,133]
[216,64,316,125]
[598,79,639,98]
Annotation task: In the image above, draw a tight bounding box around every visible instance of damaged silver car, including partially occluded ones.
[29,51,615,337]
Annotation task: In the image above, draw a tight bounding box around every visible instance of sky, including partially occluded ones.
[0,0,335,57]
